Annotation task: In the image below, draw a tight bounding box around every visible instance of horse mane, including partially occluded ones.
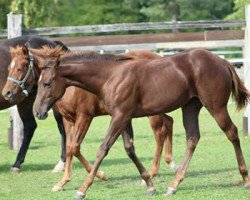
[61,51,133,63]
[9,46,28,57]
[10,45,66,58]
[11,45,135,63]
[33,45,133,62]
[33,45,66,57]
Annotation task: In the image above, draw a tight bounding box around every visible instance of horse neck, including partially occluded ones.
[33,55,42,83]
[58,59,112,95]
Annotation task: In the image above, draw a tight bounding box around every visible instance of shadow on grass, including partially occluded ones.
[0,157,152,173]
[0,163,58,173]
[1,156,238,185]
[85,132,183,144]
[186,167,237,178]
[180,181,242,191]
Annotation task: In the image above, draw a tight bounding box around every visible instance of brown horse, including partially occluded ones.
[11,46,250,198]
[2,46,178,192]
[0,36,68,173]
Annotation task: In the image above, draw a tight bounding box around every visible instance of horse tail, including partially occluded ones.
[226,61,250,110]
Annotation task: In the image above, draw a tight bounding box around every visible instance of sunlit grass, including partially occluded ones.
[1,103,250,199]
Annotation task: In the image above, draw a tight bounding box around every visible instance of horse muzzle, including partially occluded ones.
[33,110,48,120]
[2,89,15,102]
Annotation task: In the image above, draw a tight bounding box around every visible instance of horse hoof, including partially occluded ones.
[147,188,156,196]
[52,160,65,173]
[165,187,177,196]
[140,179,146,186]
[169,161,179,173]
[244,182,250,189]
[74,191,85,199]
[99,171,108,181]
[10,167,21,173]
[52,185,63,192]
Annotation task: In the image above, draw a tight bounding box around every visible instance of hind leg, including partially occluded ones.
[212,107,250,188]
[163,114,178,172]
[166,98,202,195]
[148,114,177,180]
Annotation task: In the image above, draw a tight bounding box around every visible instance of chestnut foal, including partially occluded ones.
[29,46,250,198]
[2,47,178,192]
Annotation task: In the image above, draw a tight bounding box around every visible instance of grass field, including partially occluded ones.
[1,103,250,200]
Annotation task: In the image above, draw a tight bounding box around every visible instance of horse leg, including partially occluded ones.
[143,114,176,185]
[11,103,37,173]
[212,107,250,188]
[53,115,108,192]
[52,106,66,173]
[52,120,73,192]
[147,115,166,179]
[163,114,178,172]
[166,98,202,196]
[75,112,131,199]
[122,120,156,195]
[70,115,108,181]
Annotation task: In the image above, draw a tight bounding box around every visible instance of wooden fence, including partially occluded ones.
[4,7,250,150]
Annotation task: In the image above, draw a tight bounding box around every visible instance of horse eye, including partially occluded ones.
[43,82,51,89]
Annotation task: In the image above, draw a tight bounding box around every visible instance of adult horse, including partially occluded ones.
[2,46,178,191]
[0,36,67,173]
[12,46,250,198]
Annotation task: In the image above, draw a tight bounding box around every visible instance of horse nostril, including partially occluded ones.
[34,111,39,118]
[5,90,13,98]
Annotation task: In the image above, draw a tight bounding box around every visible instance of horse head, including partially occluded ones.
[2,45,36,102]
[31,46,66,120]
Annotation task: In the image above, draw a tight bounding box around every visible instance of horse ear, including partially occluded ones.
[21,44,29,55]
[9,47,16,58]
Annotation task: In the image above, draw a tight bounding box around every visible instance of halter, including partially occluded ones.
[7,51,35,97]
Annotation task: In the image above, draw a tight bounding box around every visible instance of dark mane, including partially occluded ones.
[61,51,133,63]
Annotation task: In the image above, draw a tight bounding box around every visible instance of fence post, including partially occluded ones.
[7,12,24,150]
[243,5,250,136]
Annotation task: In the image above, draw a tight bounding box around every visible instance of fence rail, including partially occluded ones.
[0,20,246,38]
[51,30,244,47]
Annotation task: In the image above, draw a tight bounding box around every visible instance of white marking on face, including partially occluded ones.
[38,75,43,82]
[10,61,15,69]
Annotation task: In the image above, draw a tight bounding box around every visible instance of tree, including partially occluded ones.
[127,0,234,22]
[10,0,56,28]
[52,0,144,26]
[180,0,234,20]
[226,0,250,20]
[0,0,11,28]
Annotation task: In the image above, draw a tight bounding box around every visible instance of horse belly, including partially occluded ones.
[135,80,191,117]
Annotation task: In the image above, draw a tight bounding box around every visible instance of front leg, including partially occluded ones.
[12,103,37,172]
[122,121,156,195]
[75,112,131,199]
[52,106,66,173]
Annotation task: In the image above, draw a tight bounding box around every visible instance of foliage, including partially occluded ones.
[10,0,57,28]
[180,0,234,20]
[0,0,235,29]
[0,0,11,29]
[226,0,250,20]
[0,0,243,30]
[51,0,146,26]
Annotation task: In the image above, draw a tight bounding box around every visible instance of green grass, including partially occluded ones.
[1,103,250,200]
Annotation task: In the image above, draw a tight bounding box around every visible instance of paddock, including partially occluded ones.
[0,103,249,200]
[1,3,250,200]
